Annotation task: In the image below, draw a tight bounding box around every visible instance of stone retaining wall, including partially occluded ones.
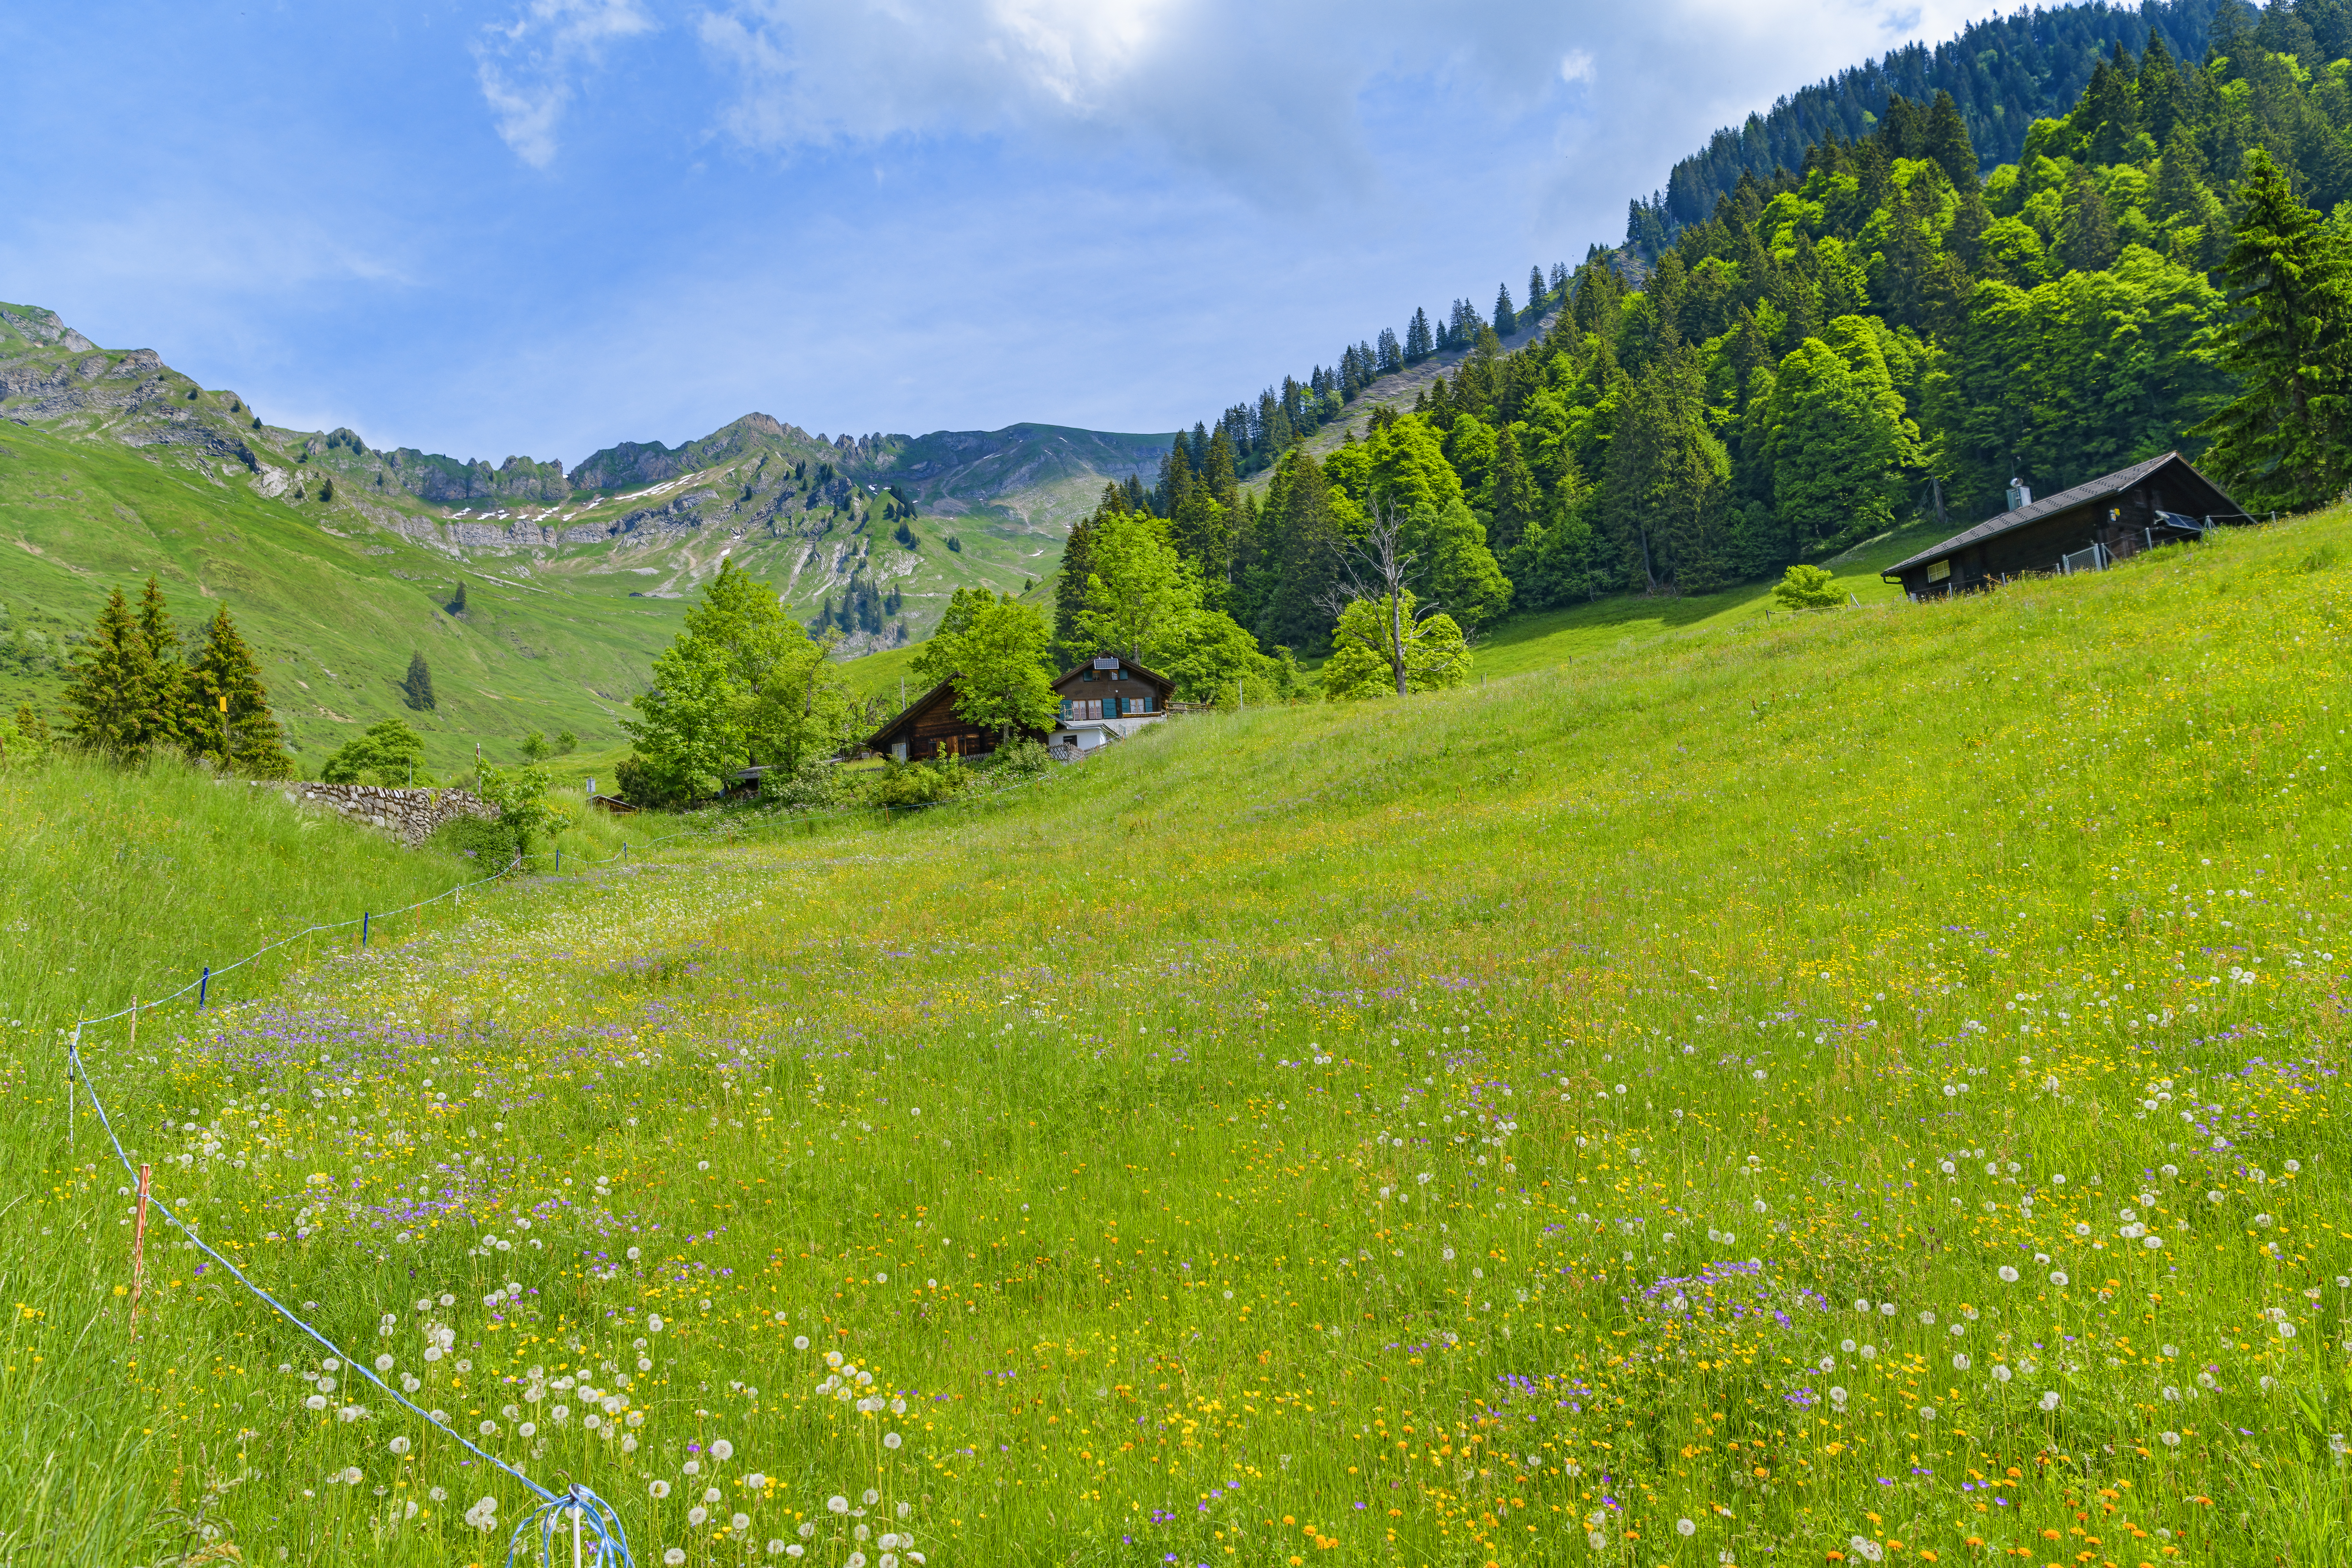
[254,781,499,846]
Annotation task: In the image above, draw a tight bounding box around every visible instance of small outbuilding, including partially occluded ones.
[1883,452,2245,600]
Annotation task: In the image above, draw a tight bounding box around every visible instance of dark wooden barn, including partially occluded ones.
[863,676,1046,763]
[1883,453,2245,600]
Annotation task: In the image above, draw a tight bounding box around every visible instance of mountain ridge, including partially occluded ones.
[0,300,1173,651]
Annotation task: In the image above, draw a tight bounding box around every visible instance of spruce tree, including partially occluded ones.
[2057,168,2119,273]
[1492,284,1517,337]
[2152,126,2210,225]
[402,650,437,711]
[134,577,184,751]
[1486,424,1540,557]
[1924,90,1979,191]
[450,581,468,616]
[61,587,170,761]
[1264,450,1343,652]
[1053,502,1106,658]
[2194,150,2352,512]
[1200,428,1241,514]
[183,604,293,776]
[2138,34,2186,146]
[1528,266,1548,318]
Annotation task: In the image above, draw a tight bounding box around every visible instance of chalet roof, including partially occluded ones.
[1053,653,1175,689]
[1883,452,2242,579]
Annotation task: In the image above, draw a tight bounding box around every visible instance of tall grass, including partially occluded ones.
[0,756,491,1037]
[7,508,2352,1566]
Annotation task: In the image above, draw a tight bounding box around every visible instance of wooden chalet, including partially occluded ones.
[1883,453,2245,600]
[1047,654,1175,757]
[861,653,1177,763]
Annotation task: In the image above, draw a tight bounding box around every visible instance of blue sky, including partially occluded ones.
[2,0,1994,469]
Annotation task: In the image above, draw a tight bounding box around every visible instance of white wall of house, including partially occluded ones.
[1051,714,1165,756]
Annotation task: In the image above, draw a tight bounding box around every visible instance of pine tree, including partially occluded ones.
[1601,344,1734,594]
[1528,267,1548,319]
[2152,125,2210,225]
[1492,283,1517,337]
[2194,150,2352,512]
[1263,450,1345,651]
[134,577,184,751]
[402,650,437,711]
[1486,424,1540,557]
[1924,90,1979,190]
[1053,493,1116,658]
[61,586,170,761]
[1404,309,1433,362]
[182,604,293,776]
[2138,34,2187,147]
[1157,437,1197,516]
[1200,428,1241,514]
[2057,167,2119,273]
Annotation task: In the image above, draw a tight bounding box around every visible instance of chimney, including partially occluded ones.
[2006,478,2032,512]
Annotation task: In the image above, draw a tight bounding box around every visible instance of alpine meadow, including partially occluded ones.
[9,0,2352,1566]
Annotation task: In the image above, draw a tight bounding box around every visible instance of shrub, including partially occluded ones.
[759,755,849,811]
[987,737,1053,781]
[320,718,429,785]
[428,813,519,867]
[870,757,971,809]
[1772,563,1844,610]
[615,751,697,810]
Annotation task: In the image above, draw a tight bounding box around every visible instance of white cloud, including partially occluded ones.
[477,0,660,167]
[689,0,1996,206]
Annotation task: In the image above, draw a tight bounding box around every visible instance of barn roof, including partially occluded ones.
[1883,452,2242,580]
[862,675,958,754]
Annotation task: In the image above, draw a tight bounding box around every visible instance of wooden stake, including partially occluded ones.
[129,1163,152,1339]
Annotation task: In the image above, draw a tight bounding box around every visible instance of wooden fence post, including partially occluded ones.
[129,1164,152,1339]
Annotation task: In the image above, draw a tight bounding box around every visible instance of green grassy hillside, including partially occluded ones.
[1,304,1168,772]
[7,503,2350,1564]
[1463,516,1941,678]
[0,419,692,777]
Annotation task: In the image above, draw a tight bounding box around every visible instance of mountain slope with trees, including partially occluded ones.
[1086,0,2352,671]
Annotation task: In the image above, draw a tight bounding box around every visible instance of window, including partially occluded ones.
[1926,559,1951,583]
[1137,692,1153,713]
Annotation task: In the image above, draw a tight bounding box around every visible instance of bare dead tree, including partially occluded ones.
[1313,499,1440,698]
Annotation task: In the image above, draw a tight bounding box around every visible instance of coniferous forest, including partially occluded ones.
[1072,0,2352,664]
